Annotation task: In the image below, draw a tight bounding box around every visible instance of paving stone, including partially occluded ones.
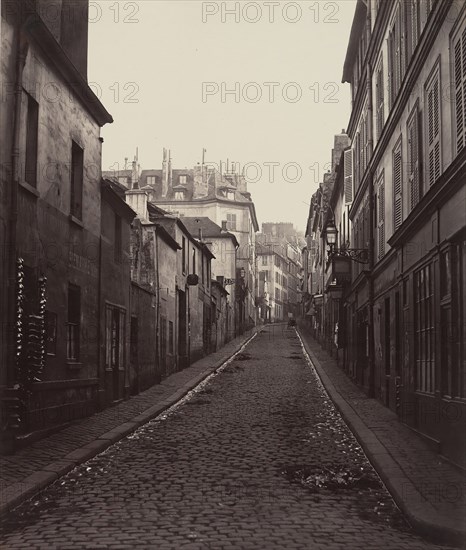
[0,327,460,549]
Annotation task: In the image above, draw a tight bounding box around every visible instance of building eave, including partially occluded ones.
[24,15,113,126]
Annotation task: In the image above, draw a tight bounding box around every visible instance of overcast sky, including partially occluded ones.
[88,0,356,231]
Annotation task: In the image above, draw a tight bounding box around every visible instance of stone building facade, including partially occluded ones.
[0,0,113,447]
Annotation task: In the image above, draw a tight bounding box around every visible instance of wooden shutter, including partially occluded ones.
[410,0,419,56]
[393,139,403,231]
[394,6,402,98]
[426,68,441,187]
[378,177,385,260]
[454,26,466,154]
[388,30,394,108]
[376,60,384,140]
[408,105,421,209]
[364,112,370,168]
[344,149,353,204]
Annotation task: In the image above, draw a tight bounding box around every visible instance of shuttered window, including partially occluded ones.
[406,0,420,62]
[375,59,385,140]
[407,103,422,210]
[388,4,403,108]
[344,149,353,204]
[453,23,466,154]
[425,65,441,187]
[377,174,385,260]
[393,138,403,232]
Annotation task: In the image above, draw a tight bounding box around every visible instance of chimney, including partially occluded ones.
[168,150,173,189]
[193,165,208,198]
[162,148,168,197]
[131,156,139,189]
[125,189,148,220]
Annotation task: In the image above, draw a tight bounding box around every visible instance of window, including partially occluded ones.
[70,141,84,219]
[192,247,196,275]
[376,173,385,260]
[182,237,186,273]
[275,288,280,302]
[440,241,465,398]
[67,284,80,361]
[407,103,422,210]
[227,191,235,200]
[452,21,466,154]
[393,137,403,232]
[388,4,404,108]
[146,175,156,185]
[344,149,353,204]
[406,0,420,62]
[375,59,385,140]
[275,272,280,284]
[414,264,435,394]
[261,255,268,266]
[179,175,187,184]
[45,311,57,356]
[226,213,237,231]
[175,191,184,200]
[106,305,125,369]
[425,64,441,187]
[114,214,122,263]
[25,91,39,187]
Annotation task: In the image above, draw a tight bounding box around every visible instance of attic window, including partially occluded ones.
[227,191,235,200]
[146,176,156,185]
[175,190,185,200]
[179,175,187,184]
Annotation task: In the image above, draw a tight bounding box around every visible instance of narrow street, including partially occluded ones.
[0,326,455,550]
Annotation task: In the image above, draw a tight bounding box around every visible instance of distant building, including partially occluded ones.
[104,150,260,334]
[181,217,239,341]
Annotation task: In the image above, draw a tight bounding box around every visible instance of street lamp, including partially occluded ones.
[324,219,369,264]
[325,221,338,248]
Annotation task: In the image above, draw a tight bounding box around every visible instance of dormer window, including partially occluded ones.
[175,190,185,200]
[179,175,187,184]
[146,175,156,185]
[227,191,235,200]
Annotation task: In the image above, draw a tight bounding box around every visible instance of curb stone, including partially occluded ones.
[297,328,465,549]
[0,328,260,517]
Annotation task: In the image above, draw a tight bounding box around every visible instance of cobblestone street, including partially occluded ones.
[0,327,457,550]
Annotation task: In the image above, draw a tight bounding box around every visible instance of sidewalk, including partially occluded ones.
[0,328,260,517]
[297,326,466,548]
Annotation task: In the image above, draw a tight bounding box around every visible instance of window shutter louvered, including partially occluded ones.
[393,140,403,231]
[364,113,370,167]
[344,149,353,204]
[378,177,385,260]
[426,70,441,187]
[376,60,384,140]
[411,0,419,56]
[454,26,466,154]
[408,105,421,210]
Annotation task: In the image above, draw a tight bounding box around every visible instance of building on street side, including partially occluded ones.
[0,0,113,449]
[305,0,466,469]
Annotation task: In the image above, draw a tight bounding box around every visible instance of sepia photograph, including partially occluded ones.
[0,0,465,548]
